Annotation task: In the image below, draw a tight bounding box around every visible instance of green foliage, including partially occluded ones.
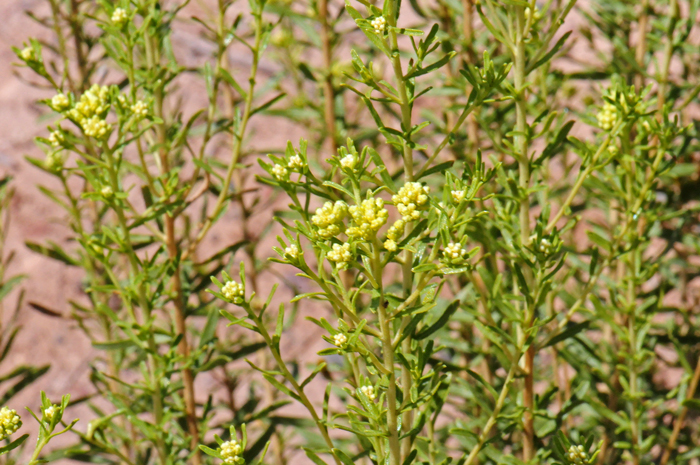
[8,0,700,464]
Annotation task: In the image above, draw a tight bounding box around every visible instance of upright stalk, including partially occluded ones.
[144,30,200,464]
[319,0,338,154]
[387,0,416,459]
[513,6,535,461]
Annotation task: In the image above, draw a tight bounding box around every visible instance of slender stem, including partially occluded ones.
[185,7,264,261]
[660,355,700,465]
[462,361,519,465]
[146,29,201,463]
[319,0,338,154]
[513,6,535,461]
[386,1,416,458]
[373,238,401,465]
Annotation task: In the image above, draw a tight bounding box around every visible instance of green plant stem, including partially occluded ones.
[185,6,264,261]
[249,309,341,465]
[387,2,417,457]
[513,6,535,461]
[462,361,519,465]
[144,29,201,464]
[319,0,338,154]
[372,238,401,465]
[660,354,700,465]
[626,250,641,465]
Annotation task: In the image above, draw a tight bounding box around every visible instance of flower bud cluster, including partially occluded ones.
[312,201,348,239]
[384,218,406,251]
[83,116,111,139]
[525,6,541,22]
[567,445,588,465]
[443,242,467,264]
[393,182,430,221]
[0,407,21,440]
[596,101,617,131]
[288,154,304,172]
[370,16,386,34]
[131,100,148,118]
[327,243,352,269]
[51,93,70,112]
[111,8,128,26]
[271,164,288,181]
[538,238,552,254]
[44,405,58,421]
[49,130,64,147]
[284,244,299,259]
[333,333,347,347]
[451,189,466,203]
[45,152,64,171]
[340,154,356,170]
[347,198,388,240]
[358,385,376,401]
[63,84,113,139]
[220,439,243,464]
[69,84,110,122]
[20,47,35,61]
[222,280,245,304]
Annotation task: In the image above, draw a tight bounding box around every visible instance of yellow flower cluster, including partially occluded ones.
[346,198,388,240]
[384,218,406,251]
[271,164,288,181]
[83,116,111,139]
[596,101,617,130]
[451,189,466,203]
[312,201,348,239]
[370,16,386,34]
[340,154,356,170]
[44,405,58,421]
[45,152,64,171]
[63,84,112,139]
[288,154,304,172]
[51,93,70,111]
[69,84,110,122]
[131,100,148,118]
[49,130,63,147]
[358,385,376,401]
[222,280,245,304]
[111,7,128,26]
[327,243,352,269]
[0,407,21,440]
[20,47,34,61]
[333,333,347,347]
[219,439,243,464]
[567,445,588,465]
[284,244,299,259]
[393,182,430,221]
[443,242,467,264]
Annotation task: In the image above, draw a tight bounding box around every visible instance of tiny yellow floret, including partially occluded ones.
[20,47,34,61]
[222,280,245,304]
[567,445,588,465]
[131,100,148,118]
[327,243,352,269]
[272,164,288,181]
[358,385,376,401]
[0,407,21,440]
[111,8,128,26]
[312,201,348,239]
[392,182,430,221]
[44,405,58,421]
[346,198,388,240]
[333,333,348,347]
[219,439,243,464]
[370,16,387,34]
[51,93,70,111]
